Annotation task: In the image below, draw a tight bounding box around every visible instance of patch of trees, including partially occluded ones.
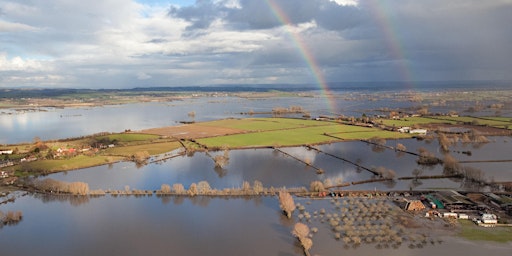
[369,137,386,153]
[373,166,396,179]
[395,143,406,152]
[32,178,89,195]
[155,180,291,196]
[132,151,150,166]
[416,147,441,165]
[213,150,229,168]
[309,180,325,192]
[0,210,23,228]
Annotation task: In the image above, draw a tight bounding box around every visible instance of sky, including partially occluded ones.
[0,0,511,89]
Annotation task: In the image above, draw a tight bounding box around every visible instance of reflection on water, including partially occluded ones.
[1,194,511,256]
[46,136,512,192]
[0,195,299,256]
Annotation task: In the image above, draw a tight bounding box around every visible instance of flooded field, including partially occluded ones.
[1,91,512,255]
[1,194,511,256]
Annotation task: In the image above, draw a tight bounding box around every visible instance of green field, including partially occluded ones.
[196,117,329,131]
[459,220,512,243]
[375,117,455,127]
[197,123,411,148]
[103,141,182,156]
[10,155,124,174]
[432,116,512,129]
[96,133,160,143]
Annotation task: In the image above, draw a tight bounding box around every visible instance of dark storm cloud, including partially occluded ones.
[169,0,364,31]
[2,0,512,88]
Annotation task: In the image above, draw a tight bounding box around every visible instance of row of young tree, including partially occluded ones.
[0,210,23,228]
[32,178,89,195]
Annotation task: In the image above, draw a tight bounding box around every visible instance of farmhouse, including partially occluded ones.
[409,129,427,135]
[405,200,425,211]
[436,190,476,211]
[397,127,410,133]
[481,213,498,226]
[0,149,13,155]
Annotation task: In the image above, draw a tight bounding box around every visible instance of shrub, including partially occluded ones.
[172,183,185,194]
[309,180,325,192]
[278,191,295,219]
[160,184,171,193]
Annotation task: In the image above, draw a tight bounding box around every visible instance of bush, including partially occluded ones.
[160,184,171,193]
[278,191,295,219]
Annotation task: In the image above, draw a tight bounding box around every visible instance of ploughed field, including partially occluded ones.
[140,117,412,148]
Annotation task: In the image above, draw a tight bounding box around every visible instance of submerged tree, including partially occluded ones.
[279,191,296,219]
[292,222,313,256]
[160,184,171,194]
[172,183,185,194]
[133,151,150,166]
[309,180,325,192]
[213,150,230,168]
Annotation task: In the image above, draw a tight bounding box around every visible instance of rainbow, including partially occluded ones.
[264,0,338,114]
[365,1,414,88]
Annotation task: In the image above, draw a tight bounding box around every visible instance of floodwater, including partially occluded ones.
[0,195,299,256]
[1,194,511,256]
[1,90,512,255]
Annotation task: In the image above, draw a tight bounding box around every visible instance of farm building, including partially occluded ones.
[409,129,427,135]
[398,127,410,133]
[0,149,13,155]
[481,214,498,226]
[435,190,476,211]
[458,213,469,219]
[423,194,444,209]
[443,212,458,219]
[405,200,426,211]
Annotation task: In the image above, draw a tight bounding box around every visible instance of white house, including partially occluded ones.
[458,213,469,220]
[0,149,13,155]
[398,127,410,133]
[409,129,427,135]
[481,213,498,224]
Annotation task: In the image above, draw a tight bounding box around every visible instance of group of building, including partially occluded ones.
[403,190,510,228]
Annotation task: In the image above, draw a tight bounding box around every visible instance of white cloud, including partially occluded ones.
[0,0,511,88]
[330,0,358,6]
[0,53,52,71]
[137,72,152,80]
[0,20,37,32]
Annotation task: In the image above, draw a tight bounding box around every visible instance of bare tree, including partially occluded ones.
[187,183,198,196]
[213,150,230,168]
[172,183,185,194]
[253,180,263,194]
[197,181,211,194]
[133,151,150,165]
[278,191,296,219]
[395,143,406,152]
[309,180,325,192]
[160,184,171,193]
[443,154,461,175]
[292,222,313,256]
[438,133,451,152]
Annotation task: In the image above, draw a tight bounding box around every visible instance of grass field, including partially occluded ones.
[195,117,329,131]
[10,155,124,174]
[103,141,182,156]
[197,122,411,148]
[96,133,160,142]
[375,117,456,127]
[458,220,512,243]
[432,116,512,129]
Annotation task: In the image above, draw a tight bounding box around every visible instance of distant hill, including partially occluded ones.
[1,80,510,98]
